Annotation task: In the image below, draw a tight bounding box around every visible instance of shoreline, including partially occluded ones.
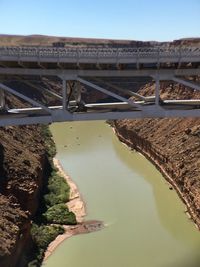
[43,158,86,261]
[53,158,86,223]
[43,158,104,262]
[113,127,200,230]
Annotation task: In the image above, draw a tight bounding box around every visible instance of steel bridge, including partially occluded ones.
[0,45,200,126]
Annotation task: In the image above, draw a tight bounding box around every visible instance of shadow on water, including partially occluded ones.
[111,133,200,249]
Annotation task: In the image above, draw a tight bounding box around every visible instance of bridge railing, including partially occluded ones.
[0,46,200,62]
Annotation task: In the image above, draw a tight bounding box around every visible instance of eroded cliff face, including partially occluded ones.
[0,194,30,267]
[0,92,52,267]
[114,82,200,228]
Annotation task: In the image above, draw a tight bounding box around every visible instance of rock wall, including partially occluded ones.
[0,194,30,267]
[0,124,51,267]
[114,82,200,228]
[0,69,60,266]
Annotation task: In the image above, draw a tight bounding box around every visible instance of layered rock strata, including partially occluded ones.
[114,82,200,228]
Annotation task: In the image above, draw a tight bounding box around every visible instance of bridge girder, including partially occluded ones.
[0,44,200,126]
[0,82,52,114]
[0,70,199,127]
[77,77,141,109]
[173,77,200,91]
[0,67,200,78]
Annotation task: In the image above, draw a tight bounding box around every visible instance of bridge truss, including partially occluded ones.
[0,45,200,126]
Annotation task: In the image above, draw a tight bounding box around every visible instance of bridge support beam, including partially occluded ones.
[1,105,200,127]
[62,79,67,110]
[92,78,147,101]
[0,115,53,127]
[17,78,62,100]
[0,68,200,79]
[77,77,142,109]
[9,76,62,101]
[0,88,5,109]
[172,77,200,91]
[0,83,52,114]
[74,81,82,103]
[155,75,160,105]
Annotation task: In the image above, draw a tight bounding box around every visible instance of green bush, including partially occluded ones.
[29,224,65,266]
[28,125,77,266]
[40,125,56,158]
[44,172,70,207]
[43,203,77,225]
[31,223,64,249]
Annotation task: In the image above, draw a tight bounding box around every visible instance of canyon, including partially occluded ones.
[0,35,200,266]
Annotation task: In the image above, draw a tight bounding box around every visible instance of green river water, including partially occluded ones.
[44,121,200,267]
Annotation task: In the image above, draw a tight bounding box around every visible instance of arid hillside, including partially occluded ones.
[1,34,199,47]
[0,34,153,47]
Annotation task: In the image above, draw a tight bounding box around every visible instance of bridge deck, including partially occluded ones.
[0,45,200,126]
[0,46,200,66]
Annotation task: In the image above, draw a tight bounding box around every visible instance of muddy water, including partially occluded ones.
[44,121,200,267]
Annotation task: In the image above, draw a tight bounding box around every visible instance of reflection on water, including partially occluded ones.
[44,121,200,267]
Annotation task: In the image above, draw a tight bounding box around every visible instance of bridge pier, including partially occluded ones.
[155,75,160,106]
[62,79,67,110]
[61,78,83,112]
[0,88,5,110]
[74,81,82,103]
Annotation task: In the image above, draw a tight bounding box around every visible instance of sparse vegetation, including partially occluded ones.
[28,125,76,266]
[40,125,56,159]
[43,203,76,225]
[44,170,70,207]
[28,224,64,266]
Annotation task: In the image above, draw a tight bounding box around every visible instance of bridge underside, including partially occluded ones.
[0,69,199,126]
[0,46,200,126]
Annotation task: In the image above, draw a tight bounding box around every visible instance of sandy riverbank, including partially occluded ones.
[53,158,86,223]
[43,159,104,262]
[43,158,86,261]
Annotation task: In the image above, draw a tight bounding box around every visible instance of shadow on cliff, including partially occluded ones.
[32,154,53,222]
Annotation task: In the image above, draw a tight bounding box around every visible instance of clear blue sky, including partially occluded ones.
[0,0,199,41]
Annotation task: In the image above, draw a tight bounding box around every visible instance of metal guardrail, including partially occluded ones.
[0,46,200,62]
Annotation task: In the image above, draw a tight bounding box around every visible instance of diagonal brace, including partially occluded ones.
[0,89,5,108]
[18,78,62,100]
[0,83,52,113]
[77,77,142,109]
[173,77,200,91]
[93,78,147,101]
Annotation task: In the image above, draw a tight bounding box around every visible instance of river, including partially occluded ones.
[44,121,200,267]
